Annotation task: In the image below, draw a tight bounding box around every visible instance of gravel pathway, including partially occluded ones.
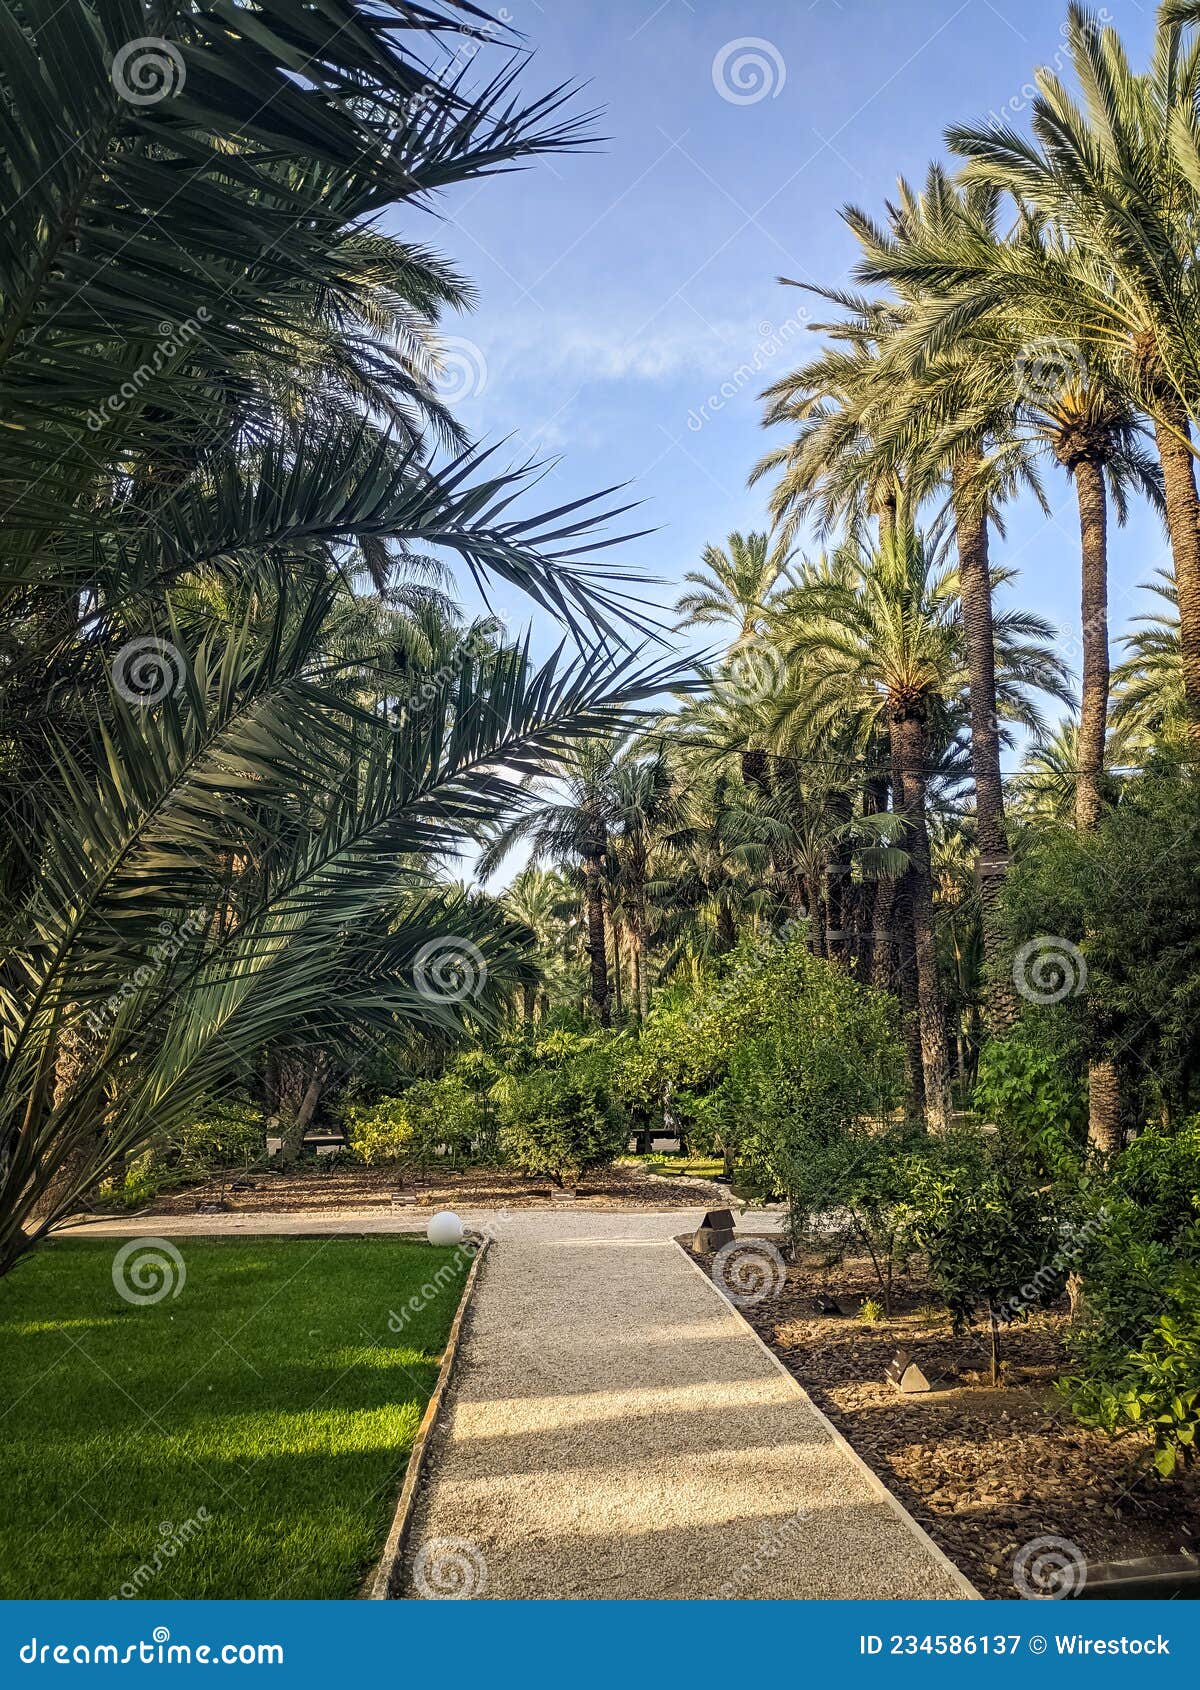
[401,1209,975,1600]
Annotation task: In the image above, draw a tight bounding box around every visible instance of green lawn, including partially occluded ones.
[0,1236,469,1599]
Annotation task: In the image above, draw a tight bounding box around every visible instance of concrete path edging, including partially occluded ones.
[366,1234,491,1599]
[672,1240,980,1600]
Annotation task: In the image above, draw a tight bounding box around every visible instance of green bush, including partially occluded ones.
[494,1038,626,1186]
[615,933,906,1183]
[904,1130,1065,1382]
[994,774,1200,1124]
[107,1097,263,1207]
[347,1075,483,1166]
[713,940,907,1208]
[1064,1121,1200,1465]
[1070,1239,1200,1477]
[973,1023,1086,1177]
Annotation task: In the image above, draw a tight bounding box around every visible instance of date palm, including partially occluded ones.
[478,736,629,1025]
[0,2,686,1269]
[775,521,1070,1128]
[879,4,1200,746]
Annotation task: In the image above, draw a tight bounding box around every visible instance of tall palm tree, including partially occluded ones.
[879,4,1200,748]
[776,521,1069,1128]
[479,737,627,1025]
[609,747,685,1020]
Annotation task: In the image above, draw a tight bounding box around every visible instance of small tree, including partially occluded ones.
[905,1133,1065,1384]
[494,1034,627,1187]
[347,1075,483,1170]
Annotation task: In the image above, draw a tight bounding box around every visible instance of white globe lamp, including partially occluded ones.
[427,1210,464,1247]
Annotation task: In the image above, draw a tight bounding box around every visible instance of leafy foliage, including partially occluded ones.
[348,1075,484,1167]
[493,1032,626,1186]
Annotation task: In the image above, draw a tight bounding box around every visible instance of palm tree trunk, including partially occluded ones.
[584,856,610,1026]
[807,874,826,957]
[871,872,898,993]
[1088,1057,1122,1157]
[611,915,623,1023]
[825,787,853,964]
[892,872,926,1113]
[1073,456,1121,1153]
[1073,456,1110,832]
[1152,404,1200,751]
[952,454,1014,1028]
[635,925,650,1021]
[892,713,951,1131]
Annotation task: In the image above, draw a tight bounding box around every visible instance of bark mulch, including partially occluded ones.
[135,1159,722,1217]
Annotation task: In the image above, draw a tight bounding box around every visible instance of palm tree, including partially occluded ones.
[1112,569,1185,744]
[674,532,791,640]
[479,737,627,1025]
[776,521,1069,1128]
[880,4,1200,747]
[609,747,685,1020]
[753,181,1031,1024]
[0,2,692,1270]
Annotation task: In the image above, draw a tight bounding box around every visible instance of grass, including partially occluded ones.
[621,1152,727,1181]
[0,1235,470,1599]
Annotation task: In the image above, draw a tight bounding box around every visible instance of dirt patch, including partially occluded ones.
[683,1235,1200,1599]
[125,1160,721,1217]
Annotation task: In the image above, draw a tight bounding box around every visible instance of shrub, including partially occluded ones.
[973,1023,1086,1177]
[106,1097,264,1207]
[994,774,1200,1124]
[904,1130,1065,1383]
[1064,1120,1200,1464]
[494,1038,626,1186]
[714,942,907,1217]
[618,934,907,1188]
[347,1075,483,1166]
[1070,1240,1200,1477]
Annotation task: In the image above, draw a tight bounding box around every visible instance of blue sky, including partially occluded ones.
[398,0,1169,719]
